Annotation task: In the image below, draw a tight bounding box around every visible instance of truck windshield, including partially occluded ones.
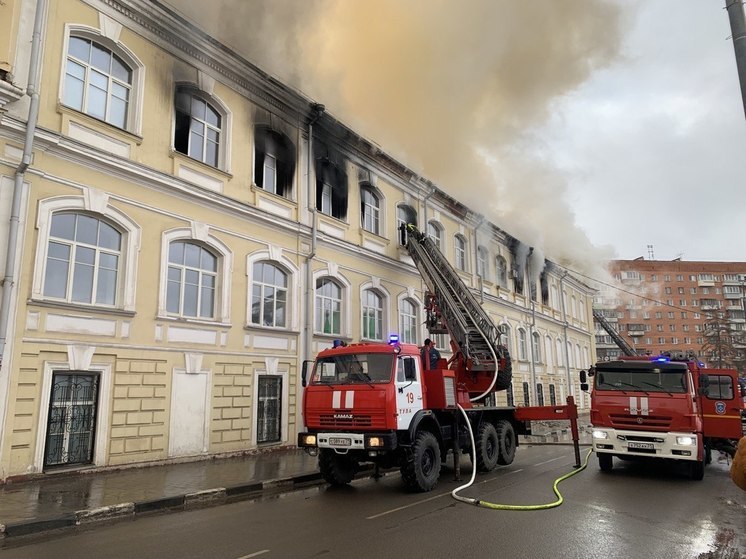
[595,367,687,394]
[311,353,394,384]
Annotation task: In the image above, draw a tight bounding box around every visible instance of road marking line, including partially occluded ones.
[534,457,563,467]
[237,550,270,558]
[366,490,451,519]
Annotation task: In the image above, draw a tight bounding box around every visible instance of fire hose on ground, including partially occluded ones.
[451,404,594,510]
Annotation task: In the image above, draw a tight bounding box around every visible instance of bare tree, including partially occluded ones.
[700,312,746,371]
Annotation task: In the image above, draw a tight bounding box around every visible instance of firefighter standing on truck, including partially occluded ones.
[421,338,441,370]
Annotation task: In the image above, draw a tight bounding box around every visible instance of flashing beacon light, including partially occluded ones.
[655,356,669,362]
[388,334,400,345]
[333,339,346,348]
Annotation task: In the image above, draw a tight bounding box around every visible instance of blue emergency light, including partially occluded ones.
[388,334,400,345]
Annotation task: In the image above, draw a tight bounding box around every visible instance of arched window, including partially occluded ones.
[532,332,541,363]
[362,289,384,340]
[396,204,417,245]
[399,298,418,344]
[549,384,557,405]
[518,328,527,361]
[454,234,467,271]
[537,383,545,406]
[575,344,582,369]
[556,338,564,367]
[361,185,381,235]
[251,261,289,327]
[477,246,489,281]
[545,335,553,369]
[63,36,132,129]
[522,382,530,406]
[506,383,515,407]
[496,256,508,289]
[316,153,348,220]
[175,87,223,167]
[571,295,578,318]
[254,127,295,198]
[43,212,122,305]
[315,278,342,334]
[167,241,218,318]
[427,221,443,251]
[500,324,512,355]
[567,341,574,368]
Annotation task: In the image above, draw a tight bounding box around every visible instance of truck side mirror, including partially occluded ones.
[580,382,589,392]
[301,360,312,387]
[579,370,587,383]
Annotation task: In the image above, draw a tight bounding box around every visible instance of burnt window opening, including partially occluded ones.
[496,256,508,289]
[396,205,418,246]
[174,88,222,167]
[512,263,524,295]
[540,270,549,305]
[254,127,296,199]
[316,158,348,220]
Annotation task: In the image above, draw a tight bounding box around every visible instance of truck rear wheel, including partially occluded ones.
[401,431,441,492]
[495,420,516,465]
[476,423,499,472]
[319,449,357,486]
[598,453,613,472]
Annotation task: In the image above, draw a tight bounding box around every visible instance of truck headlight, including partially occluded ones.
[367,436,384,448]
[676,436,695,446]
[300,434,317,446]
[592,430,609,440]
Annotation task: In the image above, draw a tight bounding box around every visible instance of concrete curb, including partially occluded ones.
[0,471,325,540]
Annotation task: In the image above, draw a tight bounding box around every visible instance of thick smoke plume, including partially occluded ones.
[165,0,625,276]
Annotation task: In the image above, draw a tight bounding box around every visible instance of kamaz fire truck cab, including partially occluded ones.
[580,352,744,480]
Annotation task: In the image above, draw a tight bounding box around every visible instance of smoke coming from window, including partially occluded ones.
[165,0,626,275]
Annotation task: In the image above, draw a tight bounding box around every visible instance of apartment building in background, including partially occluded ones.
[594,259,746,367]
[0,0,594,481]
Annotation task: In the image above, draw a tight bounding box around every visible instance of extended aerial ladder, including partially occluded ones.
[400,224,511,392]
[592,309,636,357]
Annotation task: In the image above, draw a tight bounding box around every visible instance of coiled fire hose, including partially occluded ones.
[451,404,593,510]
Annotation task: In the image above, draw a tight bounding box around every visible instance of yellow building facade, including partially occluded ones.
[0,0,595,481]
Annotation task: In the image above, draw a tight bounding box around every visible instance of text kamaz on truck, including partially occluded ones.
[297,224,581,492]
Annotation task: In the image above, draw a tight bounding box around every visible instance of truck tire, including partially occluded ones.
[401,431,441,492]
[319,449,357,486]
[476,423,499,472]
[598,453,613,472]
[495,420,516,465]
[495,353,512,391]
[689,459,705,481]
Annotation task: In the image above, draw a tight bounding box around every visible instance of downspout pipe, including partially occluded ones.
[0,0,47,476]
[559,271,573,398]
[304,103,325,361]
[527,247,537,405]
[0,0,47,360]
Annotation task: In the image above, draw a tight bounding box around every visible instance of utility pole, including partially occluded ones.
[725,0,746,118]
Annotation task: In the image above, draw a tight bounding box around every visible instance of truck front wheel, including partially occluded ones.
[401,431,441,492]
[319,449,358,486]
[689,459,705,481]
[598,452,613,472]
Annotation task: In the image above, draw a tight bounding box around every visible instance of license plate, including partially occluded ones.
[328,437,351,446]
[628,441,654,450]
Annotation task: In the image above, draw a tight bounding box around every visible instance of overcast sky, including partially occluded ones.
[541,1,746,263]
[168,1,746,269]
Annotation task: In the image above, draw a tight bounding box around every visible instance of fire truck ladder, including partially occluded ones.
[592,309,636,356]
[402,224,505,374]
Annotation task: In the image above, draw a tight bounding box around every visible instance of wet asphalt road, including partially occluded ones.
[1,444,744,559]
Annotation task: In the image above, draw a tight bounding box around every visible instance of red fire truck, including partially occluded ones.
[580,352,745,480]
[297,224,580,492]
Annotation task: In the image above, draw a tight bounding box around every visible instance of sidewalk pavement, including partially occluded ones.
[0,416,592,539]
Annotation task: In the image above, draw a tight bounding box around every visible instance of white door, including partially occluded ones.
[395,355,424,430]
[169,370,209,457]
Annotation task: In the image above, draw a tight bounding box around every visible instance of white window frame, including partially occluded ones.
[361,185,382,235]
[454,234,467,271]
[173,82,232,172]
[158,227,232,324]
[313,268,351,338]
[32,195,141,311]
[360,284,389,341]
[60,24,146,135]
[246,250,299,330]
